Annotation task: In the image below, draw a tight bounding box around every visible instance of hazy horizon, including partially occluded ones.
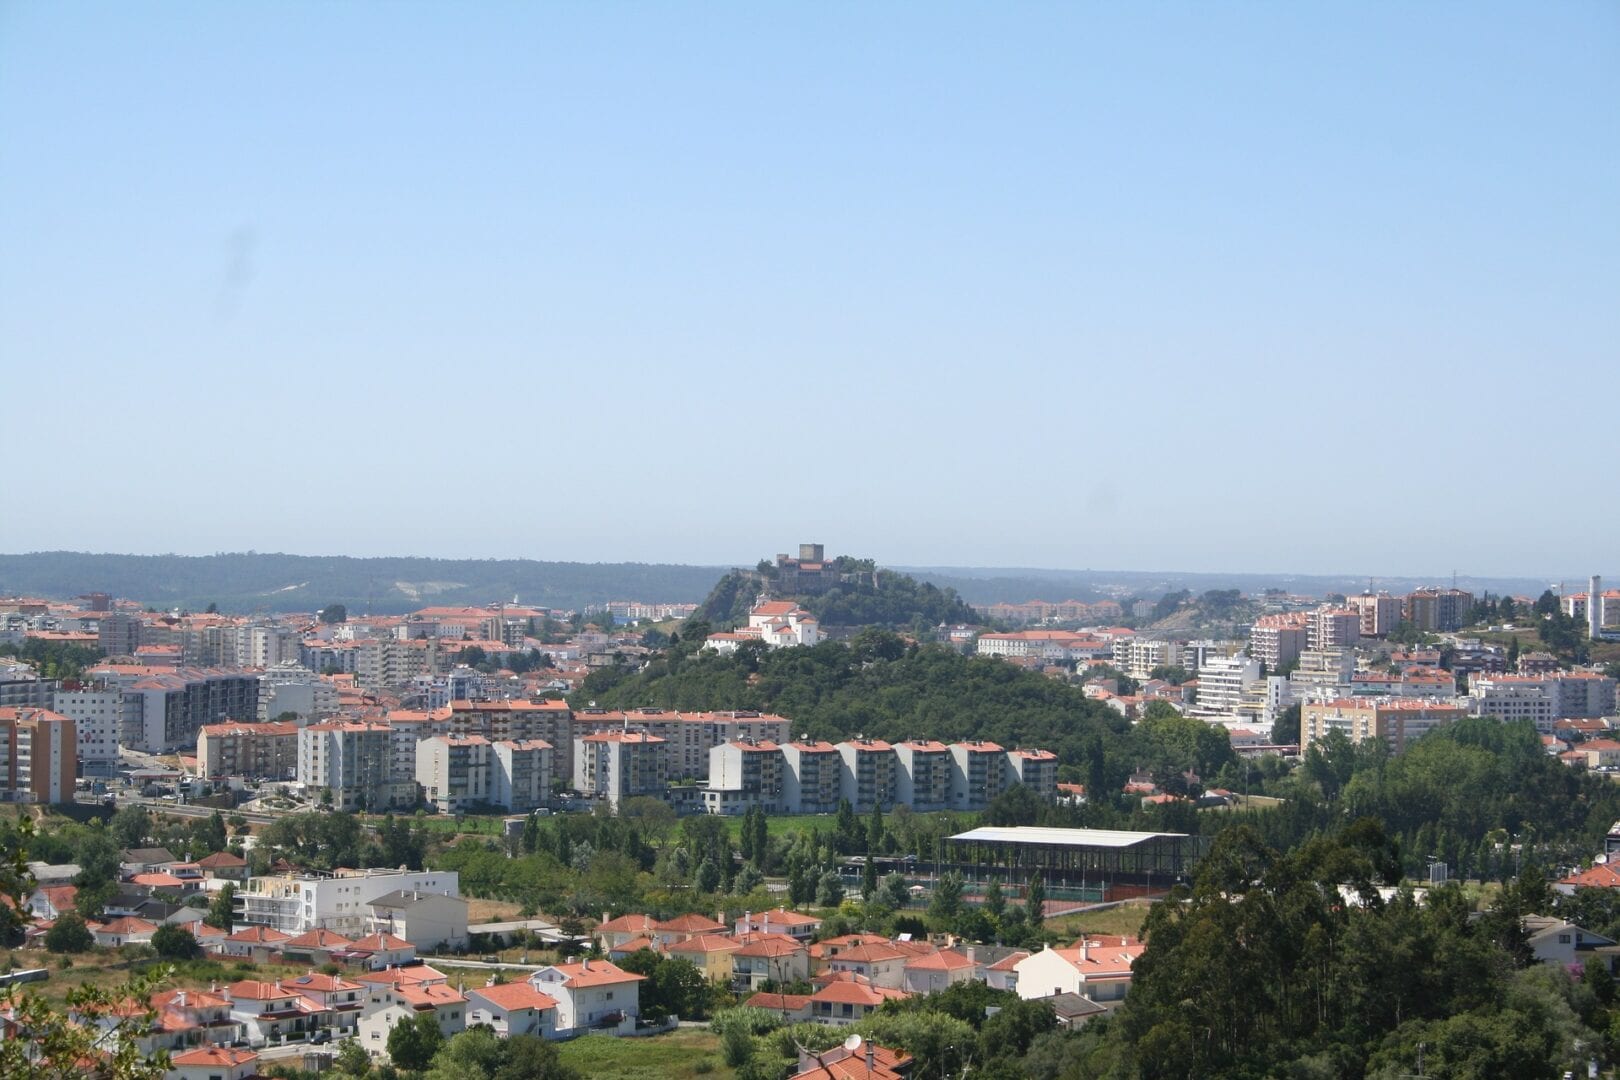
[3,4,1615,575]
[0,548,1596,593]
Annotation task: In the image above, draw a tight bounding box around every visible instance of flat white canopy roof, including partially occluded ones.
[949,826,1188,849]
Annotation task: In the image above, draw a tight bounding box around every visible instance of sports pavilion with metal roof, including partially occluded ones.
[944,826,1207,901]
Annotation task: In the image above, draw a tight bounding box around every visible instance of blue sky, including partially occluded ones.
[2,3,1616,578]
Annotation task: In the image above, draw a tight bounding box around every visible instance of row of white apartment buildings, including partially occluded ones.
[701,736,1058,815]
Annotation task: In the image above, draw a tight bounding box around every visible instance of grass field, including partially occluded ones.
[724,810,964,841]
[557,1029,732,1080]
[5,948,318,1010]
[1045,899,1153,941]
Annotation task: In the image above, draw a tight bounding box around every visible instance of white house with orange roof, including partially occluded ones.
[902,947,981,994]
[984,949,1029,992]
[595,912,656,951]
[357,977,468,1050]
[89,987,239,1056]
[341,931,417,970]
[808,980,909,1026]
[220,924,291,962]
[531,958,645,1034]
[282,970,367,1033]
[165,1046,260,1080]
[91,916,158,948]
[1012,937,1146,1005]
[735,908,822,942]
[648,911,728,948]
[821,942,910,990]
[227,979,318,1045]
[466,978,560,1038]
[731,934,811,992]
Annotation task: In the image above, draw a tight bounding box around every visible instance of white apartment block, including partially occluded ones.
[492,739,553,812]
[573,730,668,805]
[702,738,1058,815]
[235,868,459,937]
[1248,616,1308,670]
[51,685,132,776]
[1111,638,1180,679]
[1195,655,1262,717]
[893,740,952,812]
[257,663,339,722]
[949,741,1009,811]
[415,735,554,813]
[780,739,842,814]
[298,722,412,811]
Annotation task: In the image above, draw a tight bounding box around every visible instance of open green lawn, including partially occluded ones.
[725,810,965,841]
[557,1029,732,1080]
[7,948,319,1011]
[1045,899,1153,941]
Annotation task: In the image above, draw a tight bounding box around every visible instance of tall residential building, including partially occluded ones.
[298,722,409,811]
[838,738,899,812]
[1248,614,1308,671]
[1302,698,1466,755]
[86,663,260,753]
[1346,592,1403,638]
[570,708,790,781]
[780,739,841,814]
[97,612,143,657]
[52,685,138,776]
[198,721,300,780]
[1306,608,1362,651]
[573,730,668,806]
[1004,748,1058,798]
[1111,639,1181,679]
[0,707,77,803]
[416,736,494,813]
[257,664,340,723]
[1404,588,1475,632]
[491,740,553,813]
[893,740,952,812]
[0,659,54,708]
[948,741,1008,811]
[449,700,573,775]
[702,739,785,815]
[1196,655,1263,716]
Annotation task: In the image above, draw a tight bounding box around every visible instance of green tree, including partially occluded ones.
[388,1009,445,1071]
[44,912,94,953]
[151,923,200,960]
[334,1036,372,1076]
[109,805,150,849]
[205,882,236,932]
[0,963,176,1080]
[321,604,348,624]
[867,803,886,852]
[983,879,1006,919]
[929,871,964,925]
[1024,874,1045,927]
[816,870,845,907]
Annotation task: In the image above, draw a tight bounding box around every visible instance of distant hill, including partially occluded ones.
[0,551,726,615]
[694,554,979,631]
[900,566,1558,606]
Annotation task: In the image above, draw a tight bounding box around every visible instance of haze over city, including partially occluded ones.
[3,3,1616,574]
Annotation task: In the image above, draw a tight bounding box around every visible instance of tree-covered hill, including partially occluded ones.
[0,551,726,614]
[574,630,1125,762]
[693,555,980,630]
